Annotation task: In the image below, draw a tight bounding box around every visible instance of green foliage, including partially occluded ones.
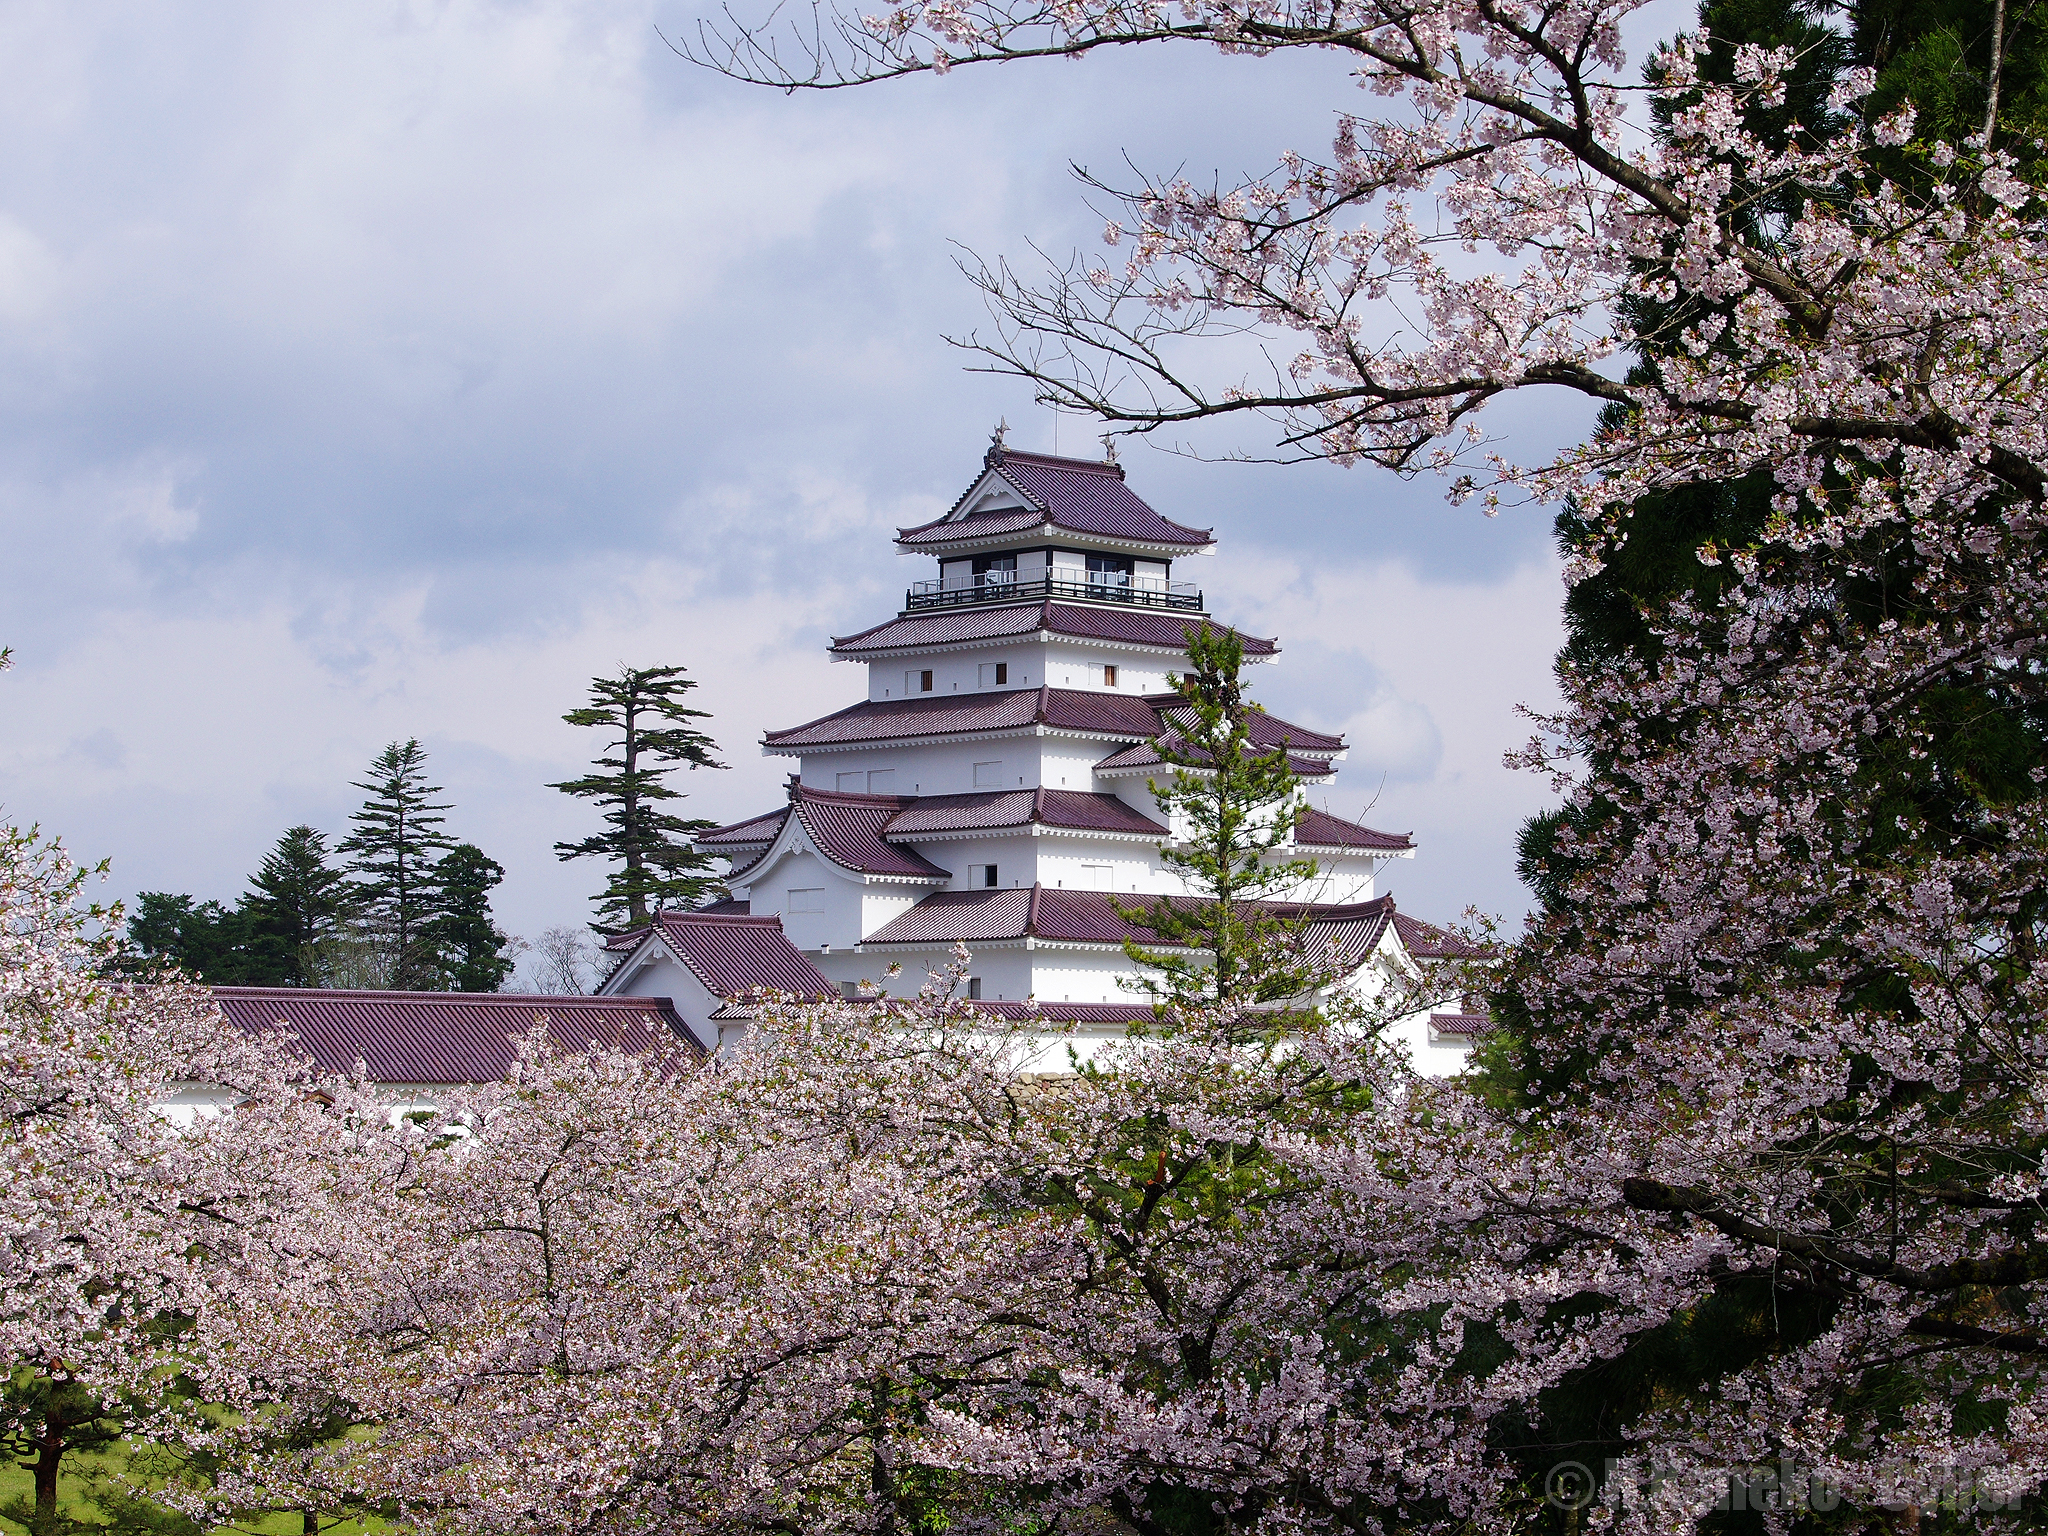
[1119,624,1319,1008]
[240,828,352,986]
[336,740,455,990]
[550,664,728,933]
[426,843,513,992]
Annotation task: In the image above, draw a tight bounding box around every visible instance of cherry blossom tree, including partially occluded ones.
[0,821,396,1531]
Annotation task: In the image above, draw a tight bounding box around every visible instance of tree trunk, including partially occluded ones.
[32,1425,63,1523]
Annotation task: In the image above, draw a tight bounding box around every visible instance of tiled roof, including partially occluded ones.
[1429,1013,1491,1037]
[763,685,1163,752]
[792,788,951,879]
[1294,808,1415,852]
[1149,695,1346,756]
[1093,738,1337,781]
[699,809,786,847]
[829,603,1278,659]
[1391,911,1491,960]
[719,787,950,881]
[861,886,1399,952]
[606,910,837,999]
[213,988,698,1084]
[897,449,1214,550]
[882,787,1166,839]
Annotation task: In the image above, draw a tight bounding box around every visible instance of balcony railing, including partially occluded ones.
[906,573,1204,613]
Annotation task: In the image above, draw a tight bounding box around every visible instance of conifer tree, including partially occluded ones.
[239,826,351,987]
[428,843,514,992]
[338,740,454,989]
[1121,624,1319,1008]
[550,665,728,933]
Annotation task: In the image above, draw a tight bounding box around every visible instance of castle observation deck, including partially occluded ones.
[894,443,1215,618]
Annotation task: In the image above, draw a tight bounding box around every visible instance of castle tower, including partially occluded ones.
[663,443,1421,1008]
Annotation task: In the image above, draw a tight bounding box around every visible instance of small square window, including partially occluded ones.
[788,888,824,914]
[966,977,983,1001]
[978,661,1009,688]
[978,864,999,888]
[973,760,1003,788]
[1103,664,1119,687]
[906,669,934,694]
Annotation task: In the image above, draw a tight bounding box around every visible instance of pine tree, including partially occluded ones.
[338,740,454,989]
[126,893,249,982]
[428,843,514,992]
[550,665,728,933]
[1120,623,1319,1008]
[238,826,351,987]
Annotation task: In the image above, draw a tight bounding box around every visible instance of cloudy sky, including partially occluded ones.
[0,0,1631,971]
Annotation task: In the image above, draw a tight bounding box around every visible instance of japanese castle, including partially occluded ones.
[592,441,1484,1071]
[205,444,1483,1091]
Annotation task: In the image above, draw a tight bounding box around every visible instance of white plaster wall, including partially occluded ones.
[598,949,728,1053]
[748,848,875,953]
[869,945,1038,1003]
[797,741,1048,798]
[1024,948,1152,1004]
[864,645,1046,702]
[1044,739,1114,791]
[1042,640,1174,694]
[861,887,923,940]
[1033,840,1180,896]
[1381,1008,1475,1079]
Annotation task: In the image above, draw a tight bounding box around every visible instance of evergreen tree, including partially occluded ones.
[1120,623,1319,1008]
[550,665,728,933]
[125,893,249,982]
[238,826,351,987]
[337,740,454,989]
[428,843,514,992]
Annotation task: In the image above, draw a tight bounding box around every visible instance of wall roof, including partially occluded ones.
[212,988,699,1084]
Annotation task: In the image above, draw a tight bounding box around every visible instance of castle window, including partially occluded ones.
[973,761,1003,788]
[1103,664,1118,687]
[787,888,824,914]
[906,669,934,694]
[977,864,999,888]
[967,977,983,1000]
[979,661,1008,687]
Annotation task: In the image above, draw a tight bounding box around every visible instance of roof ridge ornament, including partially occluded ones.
[986,418,1008,467]
[1100,432,1118,465]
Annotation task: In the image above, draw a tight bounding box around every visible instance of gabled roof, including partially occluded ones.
[725,786,952,882]
[1294,807,1415,853]
[829,603,1278,660]
[1092,738,1338,782]
[609,910,839,998]
[697,809,786,850]
[212,988,699,1084]
[897,449,1215,552]
[882,787,1166,840]
[763,686,1344,760]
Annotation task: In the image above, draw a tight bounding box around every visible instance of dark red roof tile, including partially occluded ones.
[1391,911,1491,960]
[881,787,1166,838]
[1428,1013,1492,1037]
[1295,807,1415,852]
[1093,738,1337,780]
[829,603,1278,659]
[861,886,1400,953]
[1147,695,1346,755]
[640,910,839,997]
[764,686,1161,752]
[213,988,699,1083]
[896,450,1213,550]
[699,809,787,846]
[792,788,951,880]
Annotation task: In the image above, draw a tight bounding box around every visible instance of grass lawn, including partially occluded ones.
[0,1446,367,1536]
